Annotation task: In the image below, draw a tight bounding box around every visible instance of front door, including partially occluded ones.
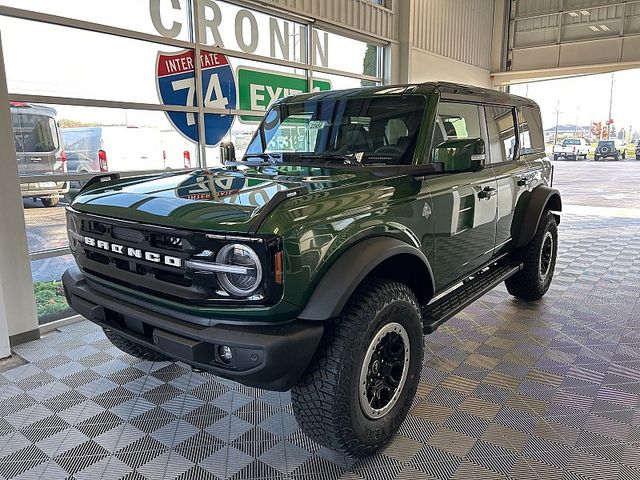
[429,102,497,290]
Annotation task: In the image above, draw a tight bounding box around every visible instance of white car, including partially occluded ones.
[552,138,589,161]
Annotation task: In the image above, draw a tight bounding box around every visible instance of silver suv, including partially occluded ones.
[12,102,69,207]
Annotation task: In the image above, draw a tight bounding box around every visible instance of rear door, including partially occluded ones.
[485,105,531,254]
[429,101,498,289]
[18,111,60,176]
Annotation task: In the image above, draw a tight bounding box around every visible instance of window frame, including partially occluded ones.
[484,104,519,166]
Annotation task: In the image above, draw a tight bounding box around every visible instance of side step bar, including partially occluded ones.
[422,262,522,333]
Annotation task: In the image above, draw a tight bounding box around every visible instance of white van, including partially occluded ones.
[62,126,172,174]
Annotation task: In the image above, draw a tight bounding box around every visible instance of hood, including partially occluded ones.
[70,166,382,233]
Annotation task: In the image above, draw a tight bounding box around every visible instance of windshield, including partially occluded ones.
[245,95,426,166]
[562,139,580,146]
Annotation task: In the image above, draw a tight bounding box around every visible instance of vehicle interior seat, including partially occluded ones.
[334,124,372,153]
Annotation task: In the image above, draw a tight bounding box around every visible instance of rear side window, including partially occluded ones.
[13,113,59,153]
[485,106,517,164]
[431,102,482,165]
[518,107,545,155]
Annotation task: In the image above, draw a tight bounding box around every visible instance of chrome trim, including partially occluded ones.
[184,259,252,275]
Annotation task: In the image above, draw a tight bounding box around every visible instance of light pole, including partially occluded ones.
[553,99,561,145]
[607,73,614,138]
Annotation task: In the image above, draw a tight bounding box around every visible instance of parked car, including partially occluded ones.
[61,126,175,174]
[63,82,561,457]
[553,137,589,160]
[635,143,640,160]
[594,139,627,161]
[11,102,69,207]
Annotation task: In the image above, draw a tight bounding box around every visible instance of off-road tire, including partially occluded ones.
[41,197,59,208]
[291,278,423,457]
[594,154,600,161]
[505,210,558,301]
[103,328,169,361]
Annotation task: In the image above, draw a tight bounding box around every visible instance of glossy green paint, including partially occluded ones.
[69,83,551,324]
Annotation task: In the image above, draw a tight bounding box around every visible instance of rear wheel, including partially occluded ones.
[505,211,558,301]
[594,154,600,161]
[292,278,423,457]
[41,197,59,208]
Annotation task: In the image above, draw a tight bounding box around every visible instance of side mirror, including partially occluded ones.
[435,138,486,172]
[220,141,236,164]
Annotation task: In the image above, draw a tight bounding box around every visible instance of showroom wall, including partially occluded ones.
[397,0,496,87]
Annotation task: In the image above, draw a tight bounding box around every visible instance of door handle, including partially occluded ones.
[478,186,496,199]
[30,157,42,163]
[517,177,529,187]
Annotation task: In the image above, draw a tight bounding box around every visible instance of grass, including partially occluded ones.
[34,280,74,323]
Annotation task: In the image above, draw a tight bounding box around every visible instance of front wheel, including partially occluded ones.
[292,279,423,457]
[505,211,558,301]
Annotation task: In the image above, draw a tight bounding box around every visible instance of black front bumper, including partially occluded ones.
[62,268,323,391]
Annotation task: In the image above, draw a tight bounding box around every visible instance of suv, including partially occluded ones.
[594,138,627,161]
[11,102,68,207]
[62,83,561,457]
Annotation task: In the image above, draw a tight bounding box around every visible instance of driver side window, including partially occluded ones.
[432,102,481,167]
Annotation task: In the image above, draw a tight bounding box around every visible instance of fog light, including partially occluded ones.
[218,345,233,364]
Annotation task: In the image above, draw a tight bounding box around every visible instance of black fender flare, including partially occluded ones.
[298,237,435,321]
[512,185,562,248]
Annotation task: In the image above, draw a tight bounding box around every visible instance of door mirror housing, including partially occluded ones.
[220,141,236,164]
[435,138,485,172]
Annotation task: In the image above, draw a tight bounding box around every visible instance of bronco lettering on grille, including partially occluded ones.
[84,236,182,267]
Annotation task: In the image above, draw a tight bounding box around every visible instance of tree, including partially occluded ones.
[610,125,617,138]
[591,121,603,140]
[617,128,626,140]
[361,45,377,87]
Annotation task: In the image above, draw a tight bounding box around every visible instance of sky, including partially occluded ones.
[510,69,640,136]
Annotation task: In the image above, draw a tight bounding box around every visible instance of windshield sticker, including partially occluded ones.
[308,121,326,130]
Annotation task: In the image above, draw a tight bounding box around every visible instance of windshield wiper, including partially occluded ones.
[299,153,361,165]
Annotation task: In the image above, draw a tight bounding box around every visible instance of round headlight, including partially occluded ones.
[216,244,263,297]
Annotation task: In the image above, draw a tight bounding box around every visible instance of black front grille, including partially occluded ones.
[66,209,282,305]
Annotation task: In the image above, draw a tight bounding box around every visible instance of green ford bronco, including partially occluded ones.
[63,82,561,457]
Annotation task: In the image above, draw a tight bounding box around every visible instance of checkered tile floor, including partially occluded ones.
[2,212,640,480]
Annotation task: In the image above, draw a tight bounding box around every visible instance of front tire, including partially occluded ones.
[292,279,423,457]
[505,211,558,301]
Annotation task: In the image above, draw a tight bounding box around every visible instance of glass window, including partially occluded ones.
[13,113,59,153]
[31,255,77,325]
[0,0,193,40]
[311,28,381,78]
[518,106,545,155]
[485,106,517,163]
[246,95,426,165]
[431,102,482,167]
[432,102,481,143]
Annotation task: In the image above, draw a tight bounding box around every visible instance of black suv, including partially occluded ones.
[594,139,627,161]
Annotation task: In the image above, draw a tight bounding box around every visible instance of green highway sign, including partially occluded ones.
[237,67,331,122]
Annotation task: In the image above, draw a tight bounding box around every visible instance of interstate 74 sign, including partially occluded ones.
[156,50,237,146]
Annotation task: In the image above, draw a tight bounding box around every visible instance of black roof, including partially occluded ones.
[278,82,538,109]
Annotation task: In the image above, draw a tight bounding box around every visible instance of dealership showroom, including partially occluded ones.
[1,0,640,479]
